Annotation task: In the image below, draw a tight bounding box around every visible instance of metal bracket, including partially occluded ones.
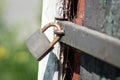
[58,21,120,68]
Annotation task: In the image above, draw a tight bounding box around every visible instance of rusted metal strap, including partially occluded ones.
[58,21,120,68]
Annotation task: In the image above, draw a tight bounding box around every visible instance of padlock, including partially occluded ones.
[26,22,62,61]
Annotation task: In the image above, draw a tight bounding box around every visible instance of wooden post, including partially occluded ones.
[38,0,61,80]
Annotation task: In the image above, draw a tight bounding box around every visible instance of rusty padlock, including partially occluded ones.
[26,22,62,61]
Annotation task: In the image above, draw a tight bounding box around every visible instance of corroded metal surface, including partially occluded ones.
[72,0,85,79]
[74,0,85,25]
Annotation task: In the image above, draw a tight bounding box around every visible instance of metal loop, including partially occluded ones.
[41,22,62,47]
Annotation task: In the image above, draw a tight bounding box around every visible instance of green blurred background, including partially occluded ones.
[0,0,42,80]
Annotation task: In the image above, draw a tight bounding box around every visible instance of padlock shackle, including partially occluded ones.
[41,22,62,32]
[41,22,62,47]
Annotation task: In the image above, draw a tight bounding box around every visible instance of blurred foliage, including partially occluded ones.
[0,1,38,80]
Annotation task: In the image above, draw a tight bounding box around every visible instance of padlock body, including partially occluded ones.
[26,30,52,60]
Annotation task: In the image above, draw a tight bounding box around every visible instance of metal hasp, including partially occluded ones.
[58,21,120,68]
